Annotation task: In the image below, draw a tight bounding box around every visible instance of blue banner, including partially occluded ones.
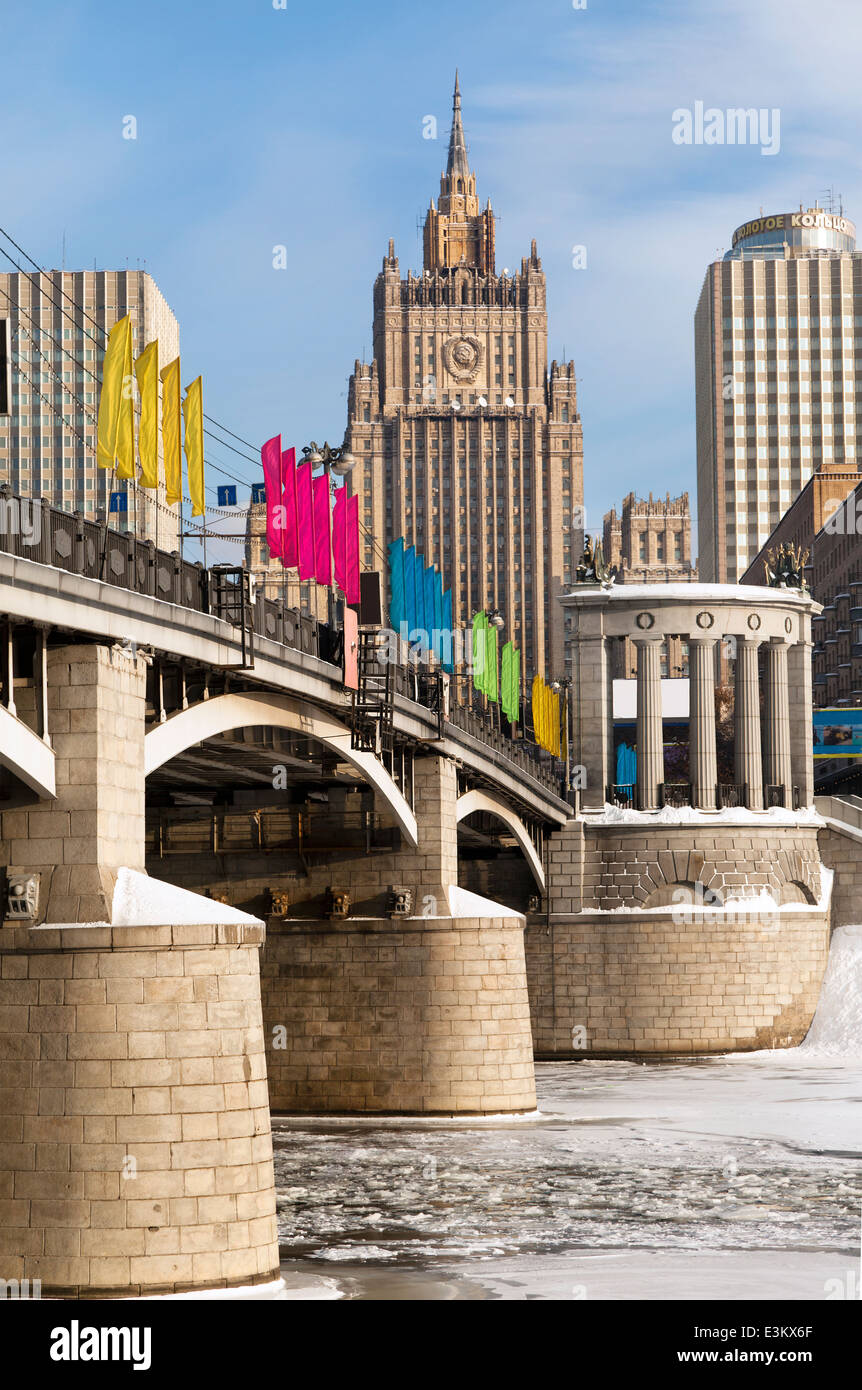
[414,550,425,646]
[388,538,406,635]
[442,589,453,672]
[424,565,436,651]
[404,545,417,636]
[433,569,444,660]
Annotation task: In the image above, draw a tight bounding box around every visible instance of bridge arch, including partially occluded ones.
[0,706,55,799]
[455,788,545,891]
[144,690,418,846]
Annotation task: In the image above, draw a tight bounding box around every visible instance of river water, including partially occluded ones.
[273,930,862,1301]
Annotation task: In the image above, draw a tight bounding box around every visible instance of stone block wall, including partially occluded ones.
[547,822,822,912]
[0,643,148,924]
[0,921,279,1298]
[261,916,536,1115]
[526,904,829,1056]
[818,824,862,927]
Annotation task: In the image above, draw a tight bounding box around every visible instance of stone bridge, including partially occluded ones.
[0,502,856,1299]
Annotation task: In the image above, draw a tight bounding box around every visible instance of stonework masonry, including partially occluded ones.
[0,920,279,1298]
[261,916,536,1114]
[0,643,147,925]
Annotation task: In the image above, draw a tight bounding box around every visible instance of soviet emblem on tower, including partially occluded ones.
[443,334,483,384]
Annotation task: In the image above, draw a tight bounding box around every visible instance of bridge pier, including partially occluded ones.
[1,642,147,925]
[0,643,280,1297]
[260,754,537,1114]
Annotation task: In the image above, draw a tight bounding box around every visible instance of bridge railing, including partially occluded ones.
[0,489,566,801]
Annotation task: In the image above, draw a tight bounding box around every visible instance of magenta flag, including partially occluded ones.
[346,493,360,605]
[313,473,331,585]
[261,434,283,562]
[281,446,298,569]
[332,487,347,594]
[296,459,315,580]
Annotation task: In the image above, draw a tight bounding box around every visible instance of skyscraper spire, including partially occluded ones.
[423,74,495,273]
[446,69,470,180]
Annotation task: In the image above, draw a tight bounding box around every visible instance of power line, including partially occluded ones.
[0,225,264,476]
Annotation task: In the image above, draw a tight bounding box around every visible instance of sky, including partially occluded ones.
[4,0,862,560]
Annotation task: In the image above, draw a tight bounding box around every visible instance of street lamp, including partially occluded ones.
[551,677,574,804]
[301,440,356,477]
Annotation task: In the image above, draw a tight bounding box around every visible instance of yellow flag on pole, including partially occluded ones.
[115,317,135,480]
[134,340,159,489]
[160,358,182,506]
[182,376,204,518]
[97,314,133,473]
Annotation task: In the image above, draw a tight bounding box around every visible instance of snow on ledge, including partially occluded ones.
[447,884,523,919]
[589,802,825,828]
[112,868,263,927]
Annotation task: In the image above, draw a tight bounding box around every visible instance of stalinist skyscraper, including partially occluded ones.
[345,75,583,678]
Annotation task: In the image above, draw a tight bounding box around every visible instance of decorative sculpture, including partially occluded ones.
[575,535,615,588]
[763,541,809,591]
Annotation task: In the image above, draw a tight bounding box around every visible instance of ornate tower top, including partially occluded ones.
[423,74,495,274]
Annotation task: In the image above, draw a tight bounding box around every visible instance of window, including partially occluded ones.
[638,532,646,563]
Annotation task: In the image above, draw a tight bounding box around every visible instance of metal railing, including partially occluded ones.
[607,782,636,807]
[0,488,564,800]
[718,783,748,808]
[660,782,691,808]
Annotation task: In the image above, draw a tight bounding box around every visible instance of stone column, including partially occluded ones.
[0,643,147,925]
[569,607,612,810]
[734,637,763,810]
[635,638,664,811]
[688,637,718,810]
[763,639,792,806]
[789,632,814,807]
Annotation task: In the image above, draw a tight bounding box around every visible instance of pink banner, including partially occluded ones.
[281,446,298,569]
[332,487,347,595]
[346,493,360,605]
[261,434,283,562]
[296,459,315,581]
[343,604,359,690]
[313,473,331,585]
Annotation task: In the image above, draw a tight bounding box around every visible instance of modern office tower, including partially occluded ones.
[695,205,862,583]
[344,75,584,678]
[0,269,180,548]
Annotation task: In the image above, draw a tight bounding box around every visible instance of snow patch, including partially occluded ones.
[592,803,824,828]
[447,884,523,919]
[799,925,862,1057]
[112,868,263,927]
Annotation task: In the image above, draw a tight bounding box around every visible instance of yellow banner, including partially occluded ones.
[182,375,204,518]
[96,315,133,473]
[160,357,182,506]
[134,340,159,489]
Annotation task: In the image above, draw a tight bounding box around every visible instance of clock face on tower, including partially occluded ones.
[443,334,483,384]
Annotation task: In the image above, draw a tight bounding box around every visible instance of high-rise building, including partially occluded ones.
[0,269,180,548]
[603,490,697,584]
[345,75,584,678]
[695,205,862,583]
[601,491,697,681]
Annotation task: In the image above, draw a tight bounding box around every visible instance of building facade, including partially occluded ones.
[601,490,697,680]
[345,76,584,679]
[695,206,862,583]
[743,470,862,713]
[0,269,180,548]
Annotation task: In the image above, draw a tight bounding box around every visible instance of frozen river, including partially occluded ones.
[273,928,862,1300]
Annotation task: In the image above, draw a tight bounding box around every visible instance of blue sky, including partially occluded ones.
[4,0,862,558]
